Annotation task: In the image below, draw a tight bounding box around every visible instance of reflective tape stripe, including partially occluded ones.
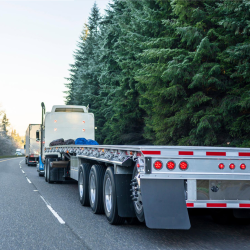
[179,151,193,156]
[239,152,250,157]
[206,152,226,156]
[186,202,250,208]
[239,204,250,208]
[142,151,161,155]
[207,203,227,208]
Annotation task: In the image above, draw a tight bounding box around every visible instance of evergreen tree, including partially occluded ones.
[64,0,250,147]
[2,113,10,134]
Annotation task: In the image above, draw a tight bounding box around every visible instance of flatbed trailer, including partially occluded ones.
[44,143,250,229]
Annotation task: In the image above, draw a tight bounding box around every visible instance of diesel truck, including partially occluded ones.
[37,104,250,229]
[25,124,41,166]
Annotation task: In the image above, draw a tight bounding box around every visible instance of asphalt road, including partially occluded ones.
[1,158,250,250]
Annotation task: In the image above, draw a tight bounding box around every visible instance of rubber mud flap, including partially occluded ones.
[140,179,190,229]
[115,175,135,217]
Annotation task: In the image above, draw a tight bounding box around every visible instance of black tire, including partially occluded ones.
[126,217,141,225]
[44,158,48,182]
[47,159,52,184]
[25,158,27,164]
[89,165,105,214]
[103,167,125,225]
[78,163,91,206]
[39,172,44,177]
[132,166,145,223]
[211,209,234,224]
[27,157,30,166]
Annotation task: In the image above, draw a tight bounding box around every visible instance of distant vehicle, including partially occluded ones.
[24,124,41,166]
[16,149,24,155]
[15,152,22,156]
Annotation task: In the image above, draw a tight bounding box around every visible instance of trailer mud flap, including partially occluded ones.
[115,175,136,218]
[140,179,190,229]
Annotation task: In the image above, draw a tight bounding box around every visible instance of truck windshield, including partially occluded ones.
[55,108,84,113]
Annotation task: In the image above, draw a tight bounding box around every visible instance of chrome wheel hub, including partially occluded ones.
[79,172,83,198]
[90,173,96,205]
[105,177,112,213]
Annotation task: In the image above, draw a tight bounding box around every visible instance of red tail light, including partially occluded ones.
[154,161,163,170]
[218,163,225,169]
[136,163,140,168]
[179,161,188,170]
[240,164,246,170]
[229,163,235,170]
[167,161,175,170]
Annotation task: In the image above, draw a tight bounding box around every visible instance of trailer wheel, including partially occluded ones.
[44,159,48,182]
[89,165,105,214]
[78,163,91,206]
[47,159,52,184]
[103,167,125,225]
[211,209,234,224]
[27,158,30,166]
[132,166,145,222]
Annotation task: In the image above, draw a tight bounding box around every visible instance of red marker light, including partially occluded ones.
[82,129,85,132]
[240,164,246,170]
[137,163,140,168]
[218,163,225,169]
[54,128,57,131]
[54,120,57,123]
[229,163,235,170]
[167,161,175,170]
[179,161,188,170]
[154,161,163,170]
[83,121,85,123]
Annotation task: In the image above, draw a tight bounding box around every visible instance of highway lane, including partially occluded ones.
[2,158,250,250]
[0,158,87,250]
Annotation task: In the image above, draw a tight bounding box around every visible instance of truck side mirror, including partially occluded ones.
[36,130,40,141]
[24,144,26,149]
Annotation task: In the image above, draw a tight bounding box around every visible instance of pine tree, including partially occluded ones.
[2,113,10,134]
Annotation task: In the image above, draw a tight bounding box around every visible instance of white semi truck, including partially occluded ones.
[38,104,250,229]
[25,124,41,166]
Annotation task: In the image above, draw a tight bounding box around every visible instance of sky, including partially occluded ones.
[0,0,110,136]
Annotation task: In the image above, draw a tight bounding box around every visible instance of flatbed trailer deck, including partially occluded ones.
[44,144,250,229]
[40,104,250,229]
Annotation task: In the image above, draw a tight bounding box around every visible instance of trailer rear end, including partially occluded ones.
[25,124,41,166]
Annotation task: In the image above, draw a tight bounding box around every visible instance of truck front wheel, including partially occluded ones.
[89,165,105,214]
[103,167,125,225]
[44,159,48,182]
[78,163,91,206]
[47,159,52,184]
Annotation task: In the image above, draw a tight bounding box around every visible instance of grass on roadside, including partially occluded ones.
[0,155,24,159]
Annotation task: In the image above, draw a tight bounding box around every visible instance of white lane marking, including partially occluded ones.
[33,190,38,192]
[40,196,65,224]
[22,170,25,174]
[26,177,32,184]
